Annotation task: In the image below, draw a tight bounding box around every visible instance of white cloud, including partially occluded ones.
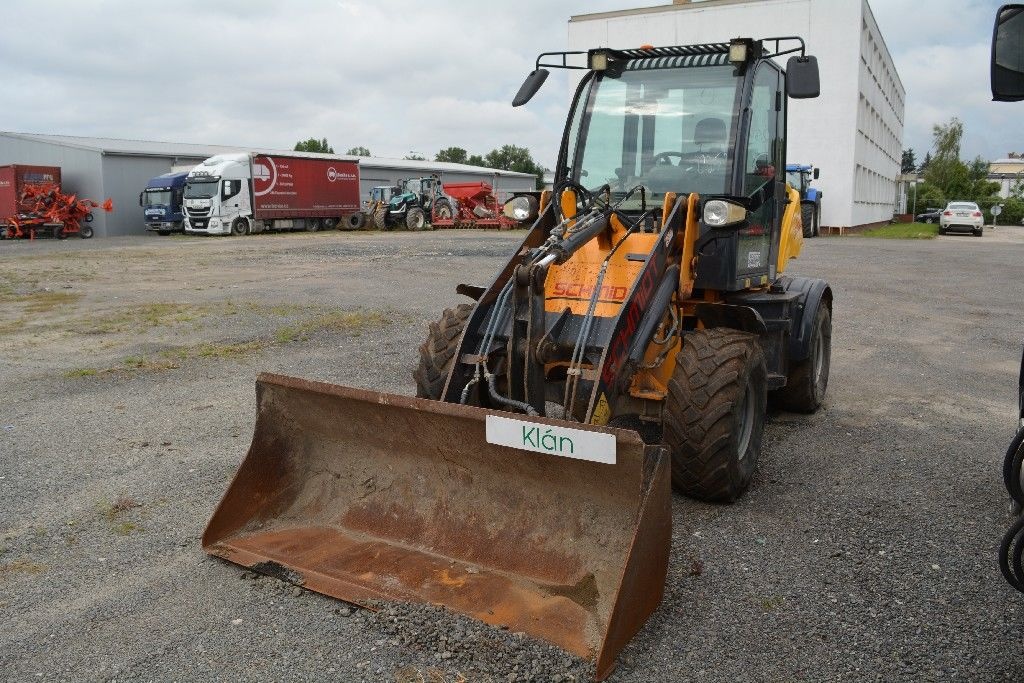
[0,0,1018,169]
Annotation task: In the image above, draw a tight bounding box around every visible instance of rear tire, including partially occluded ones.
[974,227,983,237]
[801,204,814,238]
[414,304,474,400]
[372,205,387,230]
[663,328,767,502]
[434,199,454,222]
[346,212,367,230]
[773,305,831,413]
[79,224,93,239]
[406,207,426,231]
[813,204,821,237]
[306,218,321,232]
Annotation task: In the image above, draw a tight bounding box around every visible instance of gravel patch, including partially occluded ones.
[2,228,1024,681]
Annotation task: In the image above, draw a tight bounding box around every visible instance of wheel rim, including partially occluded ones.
[737,383,755,460]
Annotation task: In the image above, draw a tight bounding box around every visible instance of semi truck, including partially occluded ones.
[140,171,188,235]
[183,152,361,235]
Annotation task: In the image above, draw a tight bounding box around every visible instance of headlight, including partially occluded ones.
[703,199,746,227]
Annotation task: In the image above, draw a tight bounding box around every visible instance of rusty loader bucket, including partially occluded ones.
[203,373,671,679]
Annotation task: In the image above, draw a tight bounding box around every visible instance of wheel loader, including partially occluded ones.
[204,37,830,680]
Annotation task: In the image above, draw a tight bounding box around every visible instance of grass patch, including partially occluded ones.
[0,317,28,335]
[63,368,98,378]
[0,289,83,313]
[0,559,48,578]
[102,497,142,519]
[861,222,939,239]
[123,355,179,371]
[195,340,266,358]
[275,309,389,343]
[75,303,208,335]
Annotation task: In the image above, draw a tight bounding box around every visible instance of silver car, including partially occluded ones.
[939,201,984,236]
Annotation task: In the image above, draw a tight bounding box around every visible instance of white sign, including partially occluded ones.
[992,205,1003,216]
[485,415,616,464]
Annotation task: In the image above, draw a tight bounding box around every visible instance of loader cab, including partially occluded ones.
[549,42,817,291]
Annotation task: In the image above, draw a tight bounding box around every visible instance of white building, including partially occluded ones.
[569,0,904,231]
[989,157,1024,198]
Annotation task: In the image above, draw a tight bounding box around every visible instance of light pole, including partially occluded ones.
[911,178,922,219]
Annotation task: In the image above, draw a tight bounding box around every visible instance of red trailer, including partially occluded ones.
[0,165,61,237]
[250,154,360,228]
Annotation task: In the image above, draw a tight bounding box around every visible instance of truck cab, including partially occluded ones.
[140,172,188,235]
[183,153,252,235]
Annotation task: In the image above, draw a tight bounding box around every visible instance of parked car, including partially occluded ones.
[939,201,984,236]
[915,207,942,223]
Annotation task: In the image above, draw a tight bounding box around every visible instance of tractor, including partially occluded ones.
[384,175,450,230]
[786,163,822,237]
[346,184,400,230]
[204,37,828,679]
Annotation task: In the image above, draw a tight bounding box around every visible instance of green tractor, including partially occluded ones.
[384,175,454,230]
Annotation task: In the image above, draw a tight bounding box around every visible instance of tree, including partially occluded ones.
[482,144,545,189]
[294,137,334,154]
[924,117,969,199]
[346,146,371,157]
[404,153,427,161]
[918,151,933,174]
[901,149,917,174]
[466,154,487,167]
[435,147,468,164]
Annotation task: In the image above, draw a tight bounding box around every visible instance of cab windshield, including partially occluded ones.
[184,180,218,199]
[786,171,806,190]
[568,63,741,206]
[144,189,171,206]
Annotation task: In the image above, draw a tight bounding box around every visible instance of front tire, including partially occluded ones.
[663,328,767,502]
[231,218,248,236]
[774,305,831,413]
[801,204,814,238]
[406,207,426,231]
[79,224,93,239]
[414,304,474,399]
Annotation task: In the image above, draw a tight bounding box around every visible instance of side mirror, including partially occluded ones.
[512,69,550,107]
[813,168,820,180]
[786,56,820,99]
[992,4,1024,102]
[138,192,143,207]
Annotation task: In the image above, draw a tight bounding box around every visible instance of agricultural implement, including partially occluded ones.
[205,37,829,679]
[431,181,517,229]
[2,184,112,239]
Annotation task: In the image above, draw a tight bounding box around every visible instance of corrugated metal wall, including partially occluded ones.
[101,155,205,236]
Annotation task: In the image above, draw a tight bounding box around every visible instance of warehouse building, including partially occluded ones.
[0,132,537,237]
[569,0,904,231]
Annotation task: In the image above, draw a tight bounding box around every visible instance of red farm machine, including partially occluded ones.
[431,181,518,229]
[0,166,112,240]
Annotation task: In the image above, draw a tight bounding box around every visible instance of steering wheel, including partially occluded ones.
[652,151,685,166]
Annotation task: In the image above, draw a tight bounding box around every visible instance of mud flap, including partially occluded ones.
[203,373,671,680]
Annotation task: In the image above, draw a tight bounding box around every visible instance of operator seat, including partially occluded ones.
[693,117,726,154]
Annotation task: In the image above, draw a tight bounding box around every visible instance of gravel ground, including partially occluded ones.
[1,227,1023,682]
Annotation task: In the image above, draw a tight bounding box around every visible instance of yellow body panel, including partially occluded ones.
[777,185,804,274]
[544,232,660,318]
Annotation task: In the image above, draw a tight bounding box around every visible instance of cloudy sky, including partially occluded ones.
[0,0,1014,165]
